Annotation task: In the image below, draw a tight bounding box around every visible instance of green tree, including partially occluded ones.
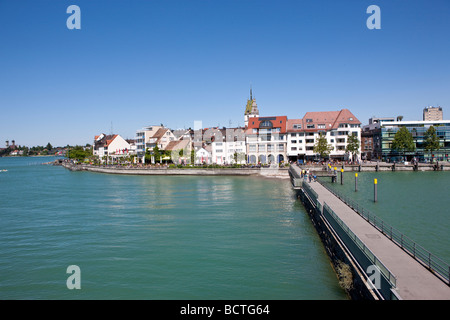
[345,134,360,161]
[145,148,153,163]
[313,133,333,160]
[191,149,195,164]
[424,126,441,162]
[68,146,91,161]
[46,142,53,151]
[391,126,415,160]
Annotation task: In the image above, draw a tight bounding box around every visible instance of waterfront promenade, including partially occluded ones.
[291,165,450,300]
[59,161,290,178]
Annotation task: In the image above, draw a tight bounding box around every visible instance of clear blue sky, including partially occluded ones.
[1,0,449,147]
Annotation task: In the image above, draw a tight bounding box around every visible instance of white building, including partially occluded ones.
[245,116,288,164]
[286,109,361,162]
[146,128,177,151]
[93,133,133,163]
[207,128,246,164]
[135,126,163,163]
[195,147,212,164]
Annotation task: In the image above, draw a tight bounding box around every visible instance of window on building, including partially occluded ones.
[291,147,297,151]
[260,120,273,128]
[293,124,302,129]
[306,119,313,123]
[291,140,297,144]
[307,124,315,129]
[318,124,326,129]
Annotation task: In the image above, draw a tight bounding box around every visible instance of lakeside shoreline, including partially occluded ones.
[56,160,450,179]
[59,161,291,179]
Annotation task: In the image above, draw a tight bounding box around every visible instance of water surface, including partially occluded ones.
[0,157,346,299]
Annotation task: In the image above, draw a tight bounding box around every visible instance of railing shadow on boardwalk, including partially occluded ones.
[316,178,450,286]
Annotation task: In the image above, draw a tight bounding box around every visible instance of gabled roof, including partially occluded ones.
[302,109,361,129]
[286,109,361,133]
[94,134,118,149]
[105,135,118,147]
[152,128,168,140]
[286,119,303,132]
[164,139,190,151]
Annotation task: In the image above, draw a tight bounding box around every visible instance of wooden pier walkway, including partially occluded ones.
[290,165,450,300]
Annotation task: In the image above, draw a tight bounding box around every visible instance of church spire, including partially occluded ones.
[250,84,253,101]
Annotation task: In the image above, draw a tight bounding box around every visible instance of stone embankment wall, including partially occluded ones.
[60,162,289,178]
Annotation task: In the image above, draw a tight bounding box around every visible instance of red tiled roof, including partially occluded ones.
[246,116,288,134]
[287,109,361,132]
[105,135,118,147]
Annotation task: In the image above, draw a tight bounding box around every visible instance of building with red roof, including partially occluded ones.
[286,109,361,162]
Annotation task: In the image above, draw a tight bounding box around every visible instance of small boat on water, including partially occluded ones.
[1,169,8,172]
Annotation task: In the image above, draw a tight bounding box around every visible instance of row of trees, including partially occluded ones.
[392,125,441,161]
[313,133,360,161]
[1,142,58,157]
[311,125,442,162]
[67,146,93,161]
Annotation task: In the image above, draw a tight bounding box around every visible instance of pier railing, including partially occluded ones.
[318,180,450,285]
[323,202,398,291]
[302,181,319,204]
[288,167,303,188]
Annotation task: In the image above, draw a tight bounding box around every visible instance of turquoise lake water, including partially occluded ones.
[0,157,347,300]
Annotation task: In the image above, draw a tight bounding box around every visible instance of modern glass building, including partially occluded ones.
[381,120,450,162]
